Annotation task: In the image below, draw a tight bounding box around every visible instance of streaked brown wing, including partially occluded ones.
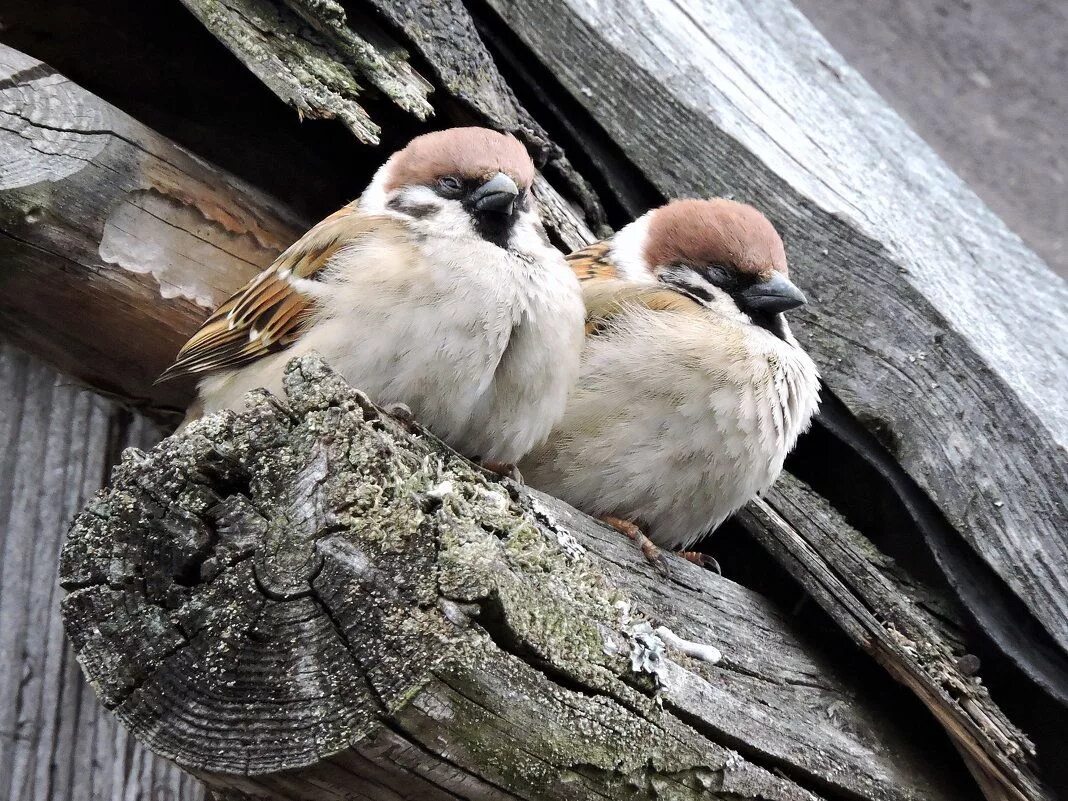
[568,240,702,336]
[158,202,370,382]
[566,239,619,282]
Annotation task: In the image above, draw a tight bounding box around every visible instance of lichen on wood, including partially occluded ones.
[61,355,965,801]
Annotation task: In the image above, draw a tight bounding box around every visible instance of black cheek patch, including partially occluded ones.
[386,196,438,219]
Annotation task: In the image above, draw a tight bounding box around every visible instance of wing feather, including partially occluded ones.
[566,240,619,282]
[570,239,703,336]
[158,201,378,382]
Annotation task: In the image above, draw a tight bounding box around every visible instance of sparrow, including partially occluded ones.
[520,198,820,568]
[160,127,585,467]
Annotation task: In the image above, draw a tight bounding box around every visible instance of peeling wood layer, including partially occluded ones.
[0,44,306,414]
[178,0,433,143]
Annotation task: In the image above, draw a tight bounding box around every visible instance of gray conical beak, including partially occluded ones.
[469,172,519,215]
[740,274,807,314]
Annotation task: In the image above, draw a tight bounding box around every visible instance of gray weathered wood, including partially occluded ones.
[0,340,204,801]
[177,0,433,144]
[480,0,1068,685]
[60,355,972,801]
[737,477,1046,801]
[792,0,1068,279]
[0,44,307,415]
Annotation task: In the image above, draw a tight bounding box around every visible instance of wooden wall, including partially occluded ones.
[0,341,202,801]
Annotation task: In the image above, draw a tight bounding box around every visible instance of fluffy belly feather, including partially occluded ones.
[522,308,819,550]
[199,243,582,465]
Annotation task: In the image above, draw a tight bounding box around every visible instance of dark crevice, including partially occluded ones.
[794,393,1068,703]
[466,0,661,229]
[307,587,391,714]
[171,519,219,589]
[470,590,654,716]
[789,391,1068,791]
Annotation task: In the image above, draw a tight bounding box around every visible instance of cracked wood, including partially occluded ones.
[0,44,307,415]
[60,355,970,801]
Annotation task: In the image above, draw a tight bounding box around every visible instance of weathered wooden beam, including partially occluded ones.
[737,477,1046,801]
[477,0,1068,693]
[177,0,433,144]
[0,44,306,415]
[60,355,972,801]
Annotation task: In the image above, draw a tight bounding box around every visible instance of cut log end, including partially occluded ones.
[60,355,963,801]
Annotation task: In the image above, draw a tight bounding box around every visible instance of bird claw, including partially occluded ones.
[600,515,670,577]
[384,402,414,422]
[480,460,524,483]
[676,550,721,574]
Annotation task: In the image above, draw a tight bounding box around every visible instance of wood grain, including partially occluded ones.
[60,355,970,801]
[0,341,204,801]
[0,44,307,415]
[480,0,1068,683]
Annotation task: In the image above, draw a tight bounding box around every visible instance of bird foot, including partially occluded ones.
[480,460,524,483]
[600,515,670,577]
[384,402,414,422]
[676,550,721,574]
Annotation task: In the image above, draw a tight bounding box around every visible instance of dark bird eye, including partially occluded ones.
[701,264,734,287]
[437,175,463,195]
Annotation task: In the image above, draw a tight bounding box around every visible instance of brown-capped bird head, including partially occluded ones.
[615,198,805,333]
[362,127,537,248]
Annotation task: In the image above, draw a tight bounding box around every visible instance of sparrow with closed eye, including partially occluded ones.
[161,127,585,469]
[520,199,820,570]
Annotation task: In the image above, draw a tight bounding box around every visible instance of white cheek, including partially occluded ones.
[707,286,750,323]
[359,158,395,212]
[608,214,655,282]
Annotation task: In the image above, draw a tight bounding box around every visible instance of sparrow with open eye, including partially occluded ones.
[160,127,585,470]
[520,198,820,572]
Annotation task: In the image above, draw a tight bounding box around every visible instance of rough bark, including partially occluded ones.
[61,355,974,801]
[476,0,1068,698]
[0,44,306,415]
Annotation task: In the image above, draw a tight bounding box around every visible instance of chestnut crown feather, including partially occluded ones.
[384,127,535,192]
[643,198,788,280]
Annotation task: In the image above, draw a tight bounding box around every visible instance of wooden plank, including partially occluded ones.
[0,340,203,801]
[60,354,973,801]
[0,44,307,415]
[177,0,433,144]
[478,0,1068,686]
[737,476,1046,801]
